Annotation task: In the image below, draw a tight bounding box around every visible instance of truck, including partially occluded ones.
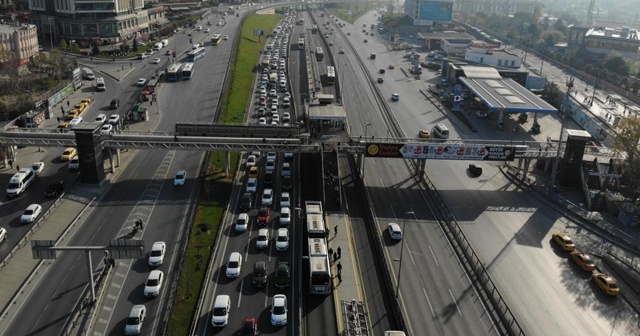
[269,72,278,85]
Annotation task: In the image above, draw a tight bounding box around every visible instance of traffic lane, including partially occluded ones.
[426,159,639,335]
[366,159,496,335]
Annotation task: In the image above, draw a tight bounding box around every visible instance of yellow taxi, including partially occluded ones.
[551,232,576,252]
[248,166,259,178]
[67,109,81,119]
[73,102,87,113]
[419,129,431,138]
[570,251,596,271]
[61,147,77,161]
[591,271,620,296]
[57,122,70,132]
[81,97,93,105]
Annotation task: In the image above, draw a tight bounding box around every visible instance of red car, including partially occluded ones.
[257,207,270,226]
[241,317,259,336]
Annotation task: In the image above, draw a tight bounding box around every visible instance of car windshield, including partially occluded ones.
[24,210,34,215]
[258,235,267,241]
[281,213,289,219]
[277,235,287,242]
[146,278,159,286]
[259,210,267,216]
[213,307,227,315]
[564,238,574,245]
[609,282,619,288]
[273,305,285,314]
[150,250,162,257]
[228,261,239,268]
[126,317,140,325]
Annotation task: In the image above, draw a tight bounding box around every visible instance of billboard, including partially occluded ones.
[418,1,453,22]
[365,143,517,161]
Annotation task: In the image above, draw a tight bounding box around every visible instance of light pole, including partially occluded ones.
[396,210,414,298]
[361,122,372,179]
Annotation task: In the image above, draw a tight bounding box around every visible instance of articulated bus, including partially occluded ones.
[307,214,326,238]
[315,47,324,61]
[211,33,222,45]
[166,63,182,81]
[326,66,335,85]
[182,62,195,79]
[298,38,305,49]
[308,238,331,295]
[187,47,206,62]
[311,24,318,34]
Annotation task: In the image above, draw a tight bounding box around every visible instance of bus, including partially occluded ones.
[187,47,206,62]
[315,47,324,61]
[308,238,331,295]
[311,25,318,34]
[307,214,326,238]
[326,66,335,85]
[166,63,182,81]
[211,34,222,45]
[298,38,305,49]
[182,62,195,79]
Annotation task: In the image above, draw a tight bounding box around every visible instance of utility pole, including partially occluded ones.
[550,77,574,190]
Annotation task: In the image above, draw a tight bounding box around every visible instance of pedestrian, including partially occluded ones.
[325,228,330,238]
[328,247,333,258]
[334,225,338,236]
[57,117,60,123]
[16,164,20,171]
[337,262,342,274]
[337,273,342,283]
[61,106,65,114]
[66,100,70,107]
[333,252,338,262]
[337,246,342,259]
[8,160,12,169]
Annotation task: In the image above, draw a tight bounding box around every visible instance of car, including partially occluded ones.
[551,232,576,251]
[391,93,400,101]
[143,270,164,297]
[240,317,259,336]
[346,32,351,35]
[148,241,166,266]
[225,252,243,278]
[174,170,187,186]
[248,166,259,178]
[235,213,249,232]
[269,89,277,97]
[69,117,83,128]
[282,112,291,123]
[197,25,203,30]
[282,175,292,190]
[246,178,258,193]
[61,147,77,161]
[270,294,288,326]
[389,64,395,69]
[280,162,291,176]
[284,152,293,160]
[152,57,161,64]
[205,28,211,33]
[279,207,291,226]
[137,53,148,60]
[95,114,107,124]
[145,49,155,56]
[0,227,6,243]
[266,152,277,162]
[386,222,403,240]
[275,228,289,251]
[280,192,291,208]
[101,124,114,135]
[109,99,120,109]
[198,42,204,47]
[223,35,229,40]
[419,129,431,138]
[20,204,43,224]
[68,156,80,170]
[591,271,621,296]
[275,262,290,289]
[256,228,270,249]
[31,162,45,176]
[45,179,65,197]
[272,115,280,124]
[165,49,172,55]
[124,305,146,335]
[257,106,266,116]
[570,251,596,271]
[377,77,384,83]
[257,207,270,226]
[252,261,268,287]
[108,114,120,125]
[137,78,147,86]
[263,172,274,185]
[265,160,276,173]
[240,193,253,211]
[261,188,274,205]
[216,21,221,26]
[329,41,333,46]
[364,39,368,43]
[246,155,257,168]
[468,164,483,177]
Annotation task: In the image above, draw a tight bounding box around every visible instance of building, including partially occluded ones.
[417,29,474,54]
[404,0,454,27]
[568,25,640,60]
[464,41,522,68]
[27,0,163,43]
[0,22,39,65]
[453,0,537,16]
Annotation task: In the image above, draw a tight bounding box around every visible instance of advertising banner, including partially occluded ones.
[365,143,517,161]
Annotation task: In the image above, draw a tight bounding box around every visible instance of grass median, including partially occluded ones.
[166,13,281,335]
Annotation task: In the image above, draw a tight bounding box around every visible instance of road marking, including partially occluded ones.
[428,245,439,266]
[422,288,436,318]
[448,288,462,316]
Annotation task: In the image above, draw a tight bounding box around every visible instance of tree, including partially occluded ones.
[611,116,640,196]
[604,55,629,77]
[541,30,564,48]
[132,38,139,52]
[541,82,562,108]
[91,42,100,55]
[60,39,68,51]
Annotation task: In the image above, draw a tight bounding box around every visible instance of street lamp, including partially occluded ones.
[396,210,414,298]
[361,122,372,179]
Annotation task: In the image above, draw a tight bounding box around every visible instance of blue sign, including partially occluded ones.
[418,1,453,22]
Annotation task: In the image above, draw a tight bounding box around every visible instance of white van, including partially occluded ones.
[211,295,231,327]
[81,67,95,80]
[6,167,36,198]
[161,39,169,47]
[96,77,106,91]
[432,124,450,139]
[152,42,163,51]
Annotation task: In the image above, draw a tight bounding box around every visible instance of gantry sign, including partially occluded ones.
[363,142,519,161]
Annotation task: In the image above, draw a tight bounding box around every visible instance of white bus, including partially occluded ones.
[308,238,331,295]
[182,62,195,79]
[167,63,182,81]
[298,38,305,49]
[307,214,326,238]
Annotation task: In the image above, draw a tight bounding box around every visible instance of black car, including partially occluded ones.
[281,176,292,191]
[109,99,120,109]
[274,262,290,289]
[263,172,274,185]
[45,179,65,197]
[240,193,252,211]
[252,261,267,288]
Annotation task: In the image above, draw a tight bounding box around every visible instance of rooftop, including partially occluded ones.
[418,30,475,40]
[0,23,36,35]
[585,27,639,41]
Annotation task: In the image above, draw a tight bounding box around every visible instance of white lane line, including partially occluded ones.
[428,245,439,266]
[238,279,244,307]
[422,288,436,318]
[448,288,462,316]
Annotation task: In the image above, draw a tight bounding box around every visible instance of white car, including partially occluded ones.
[152,58,161,64]
[225,252,242,278]
[246,155,257,168]
[0,227,6,243]
[143,270,164,297]
[387,222,403,240]
[281,162,291,176]
[20,204,42,224]
[272,115,280,124]
[284,152,293,159]
[69,117,83,128]
[31,162,45,176]
[205,28,211,33]
[95,114,107,124]
[246,178,258,193]
[174,170,187,186]
[275,228,289,251]
[108,114,120,125]
[282,112,291,122]
[279,207,291,226]
[235,213,249,233]
[223,35,229,40]
[266,152,277,162]
[258,117,267,125]
[261,188,274,205]
[124,305,146,335]
[265,160,276,173]
[137,78,147,86]
[269,89,277,97]
[391,93,400,101]
[256,228,269,249]
[270,294,288,326]
[148,241,166,266]
[280,192,290,208]
[197,25,203,31]
[101,124,113,135]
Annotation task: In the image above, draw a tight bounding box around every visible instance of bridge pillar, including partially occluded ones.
[497,110,505,130]
[517,157,524,171]
[522,158,532,181]
[417,159,426,178]
[225,151,230,177]
[544,157,552,172]
[356,153,363,177]
[73,122,106,184]
[107,148,114,173]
